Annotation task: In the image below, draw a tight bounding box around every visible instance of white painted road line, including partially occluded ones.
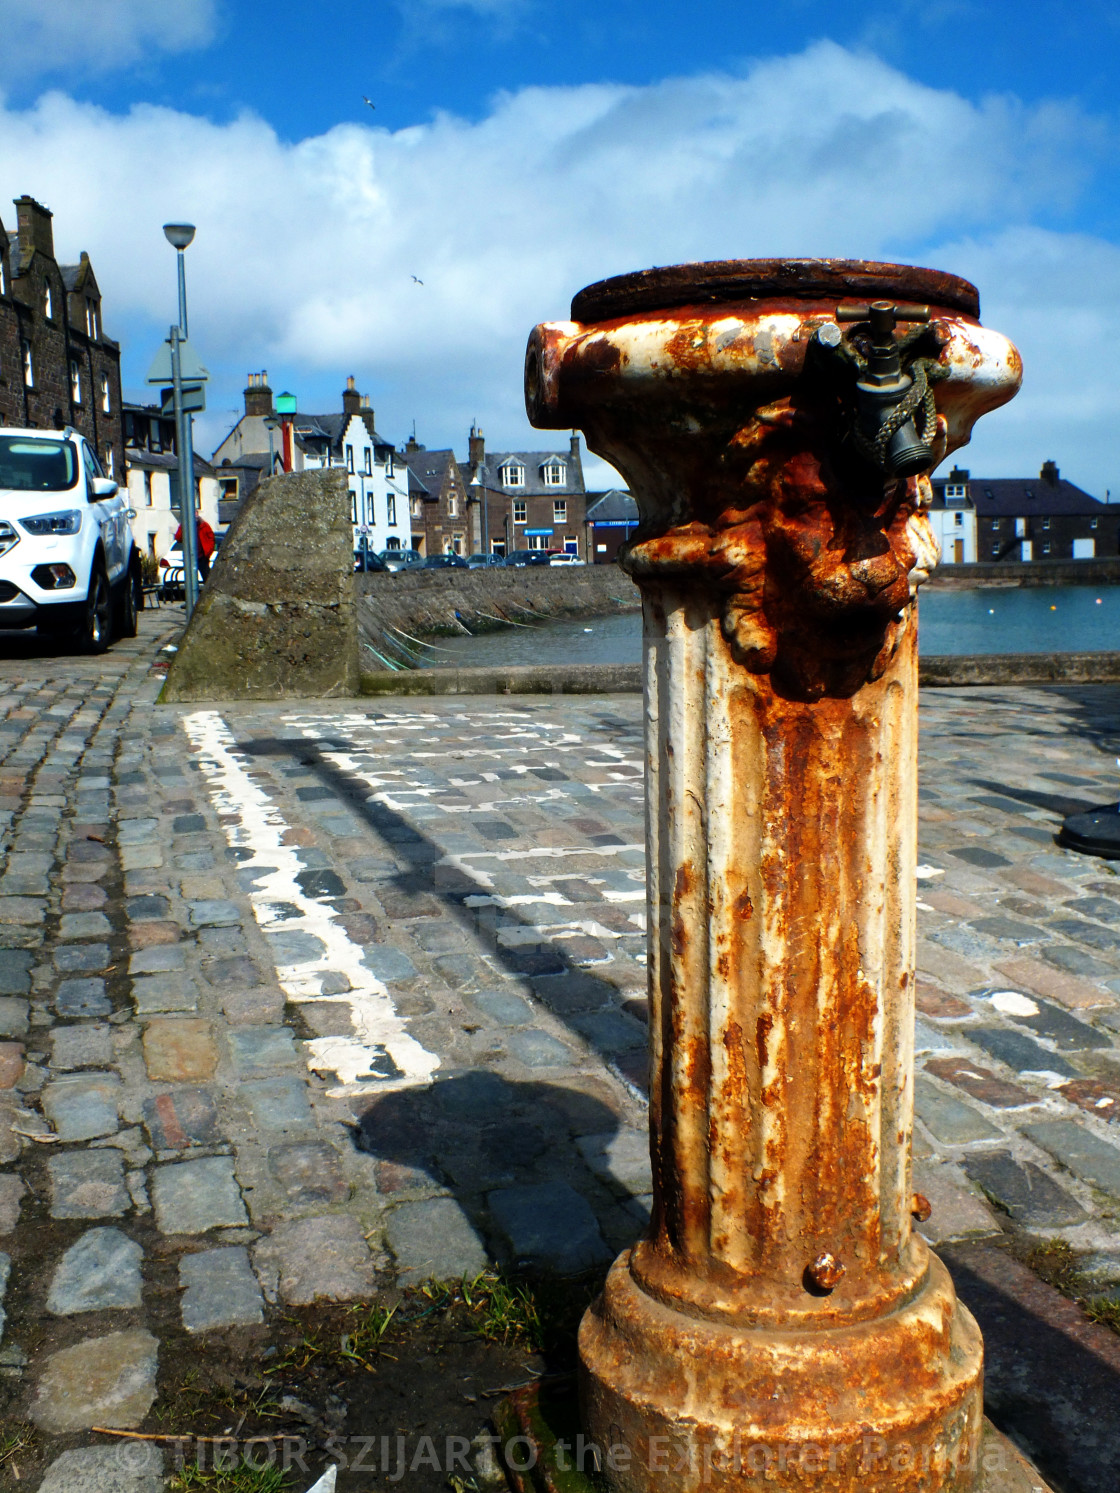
[183,710,440,1097]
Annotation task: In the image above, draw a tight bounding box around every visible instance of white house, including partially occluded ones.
[212,374,404,555]
[926,467,977,564]
[122,402,220,565]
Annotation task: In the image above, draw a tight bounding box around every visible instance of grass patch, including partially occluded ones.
[169,1465,293,1492]
[0,1423,36,1472]
[1012,1236,1120,1338]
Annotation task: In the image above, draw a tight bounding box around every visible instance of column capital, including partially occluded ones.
[526,260,1020,699]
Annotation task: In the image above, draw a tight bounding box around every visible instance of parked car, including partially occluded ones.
[378,549,424,572]
[549,552,586,566]
[503,550,550,567]
[0,427,141,652]
[423,553,468,569]
[354,550,388,572]
[466,553,504,569]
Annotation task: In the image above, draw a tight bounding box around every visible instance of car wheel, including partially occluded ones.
[78,558,112,655]
[114,558,141,639]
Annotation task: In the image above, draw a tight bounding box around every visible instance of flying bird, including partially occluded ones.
[362,96,376,110]
[411,275,424,285]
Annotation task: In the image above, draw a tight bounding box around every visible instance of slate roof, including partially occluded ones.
[400,449,459,497]
[125,449,217,478]
[933,475,1107,517]
[476,450,584,497]
[294,411,391,457]
[586,489,638,523]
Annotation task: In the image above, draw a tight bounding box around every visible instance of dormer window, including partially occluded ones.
[502,462,525,488]
[944,483,967,503]
[43,283,52,319]
[87,301,99,339]
[0,258,8,297]
[543,460,566,487]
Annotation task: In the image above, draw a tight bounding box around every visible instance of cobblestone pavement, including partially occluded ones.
[0,613,1119,1485]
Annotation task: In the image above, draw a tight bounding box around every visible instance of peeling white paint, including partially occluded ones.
[183,710,439,1097]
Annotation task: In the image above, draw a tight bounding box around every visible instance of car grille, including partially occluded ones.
[0,521,17,558]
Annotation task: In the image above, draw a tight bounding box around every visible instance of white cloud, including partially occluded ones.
[0,41,1112,489]
[0,0,217,82]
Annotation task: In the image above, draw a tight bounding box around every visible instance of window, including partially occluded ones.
[366,494,374,524]
[991,545,999,557]
[0,257,7,296]
[346,445,354,474]
[944,483,967,501]
[21,340,33,388]
[513,499,526,524]
[103,447,114,479]
[350,490,357,522]
[87,302,97,338]
[553,500,567,523]
[386,537,401,550]
[1042,517,1050,530]
[528,534,548,550]
[447,494,458,517]
[387,495,397,526]
[543,460,565,486]
[452,535,463,555]
[147,533,157,558]
[503,462,525,487]
[70,359,81,404]
[1042,542,1051,555]
[953,512,962,527]
[386,453,394,478]
[43,283,52,319]
[143,471,152,507]
[363,449,372,476]
[410,496,422,517]
[100,374,110,414]
[1091,517,1099,530]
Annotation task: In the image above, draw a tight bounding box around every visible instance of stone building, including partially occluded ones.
[400,444,473,557]
[932,462,1120,562]
[0,196,124,478]
[586,488,638,564]
[462,425,588,558]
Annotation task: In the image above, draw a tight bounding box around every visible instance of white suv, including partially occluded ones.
[0,428,141,652]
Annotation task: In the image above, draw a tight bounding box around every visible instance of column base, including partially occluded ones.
[494,1380,1052,1493]
[564,1249,986,1492]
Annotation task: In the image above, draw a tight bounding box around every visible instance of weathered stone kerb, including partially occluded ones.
[162,468,359,701]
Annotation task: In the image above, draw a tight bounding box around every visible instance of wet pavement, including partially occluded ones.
[0,611,1119,1485]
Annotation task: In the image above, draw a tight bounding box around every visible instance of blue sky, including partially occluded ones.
[2,0,1119,492]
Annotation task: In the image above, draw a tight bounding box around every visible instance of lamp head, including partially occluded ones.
[163,223,196,250]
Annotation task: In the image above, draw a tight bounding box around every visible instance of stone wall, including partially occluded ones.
[927,557,1120,588]
[357,563,638,656]
[162,467,359,701]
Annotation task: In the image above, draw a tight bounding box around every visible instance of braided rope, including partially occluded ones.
[851,359,938,472]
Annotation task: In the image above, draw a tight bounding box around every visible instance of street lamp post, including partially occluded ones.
[163,223,199,618]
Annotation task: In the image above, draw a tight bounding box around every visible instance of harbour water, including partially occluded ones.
[420,585,1120,668]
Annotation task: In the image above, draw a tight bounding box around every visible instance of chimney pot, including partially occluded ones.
[243,370,274,419]
[342,377,361,416]
[1041,459,1059,486]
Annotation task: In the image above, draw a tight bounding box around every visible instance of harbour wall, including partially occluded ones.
[926,558,1120,589]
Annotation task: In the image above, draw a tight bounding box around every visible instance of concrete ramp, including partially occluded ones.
[161,467,359,701]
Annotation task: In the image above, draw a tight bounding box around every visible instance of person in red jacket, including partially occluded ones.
[174,517,216,581]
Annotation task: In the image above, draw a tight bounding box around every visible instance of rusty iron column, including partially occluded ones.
[525,261,1021,1492]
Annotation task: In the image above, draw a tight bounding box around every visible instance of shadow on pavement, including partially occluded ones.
[353,1070,640,1270]
[944,1241,1120,1493]
[237,732,650,1093]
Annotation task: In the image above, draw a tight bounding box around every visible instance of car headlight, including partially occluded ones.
[19,510,82,536]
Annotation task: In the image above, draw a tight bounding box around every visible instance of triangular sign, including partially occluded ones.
[147,338,209,385]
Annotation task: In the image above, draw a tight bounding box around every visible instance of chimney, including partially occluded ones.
[342,375,361,416]
[405,422,422,454]
[1041,459,1059,486]
[469,422,485,467]
[14,196,54,259]
[243,371,274,418]
[948,467,970,484]
[569,431,584,484]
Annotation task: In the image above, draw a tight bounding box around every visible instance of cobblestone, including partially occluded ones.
[47,1228,143,1314]
[2,625,1120,1469]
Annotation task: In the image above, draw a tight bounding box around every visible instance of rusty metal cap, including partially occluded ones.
[570,258,980,323]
